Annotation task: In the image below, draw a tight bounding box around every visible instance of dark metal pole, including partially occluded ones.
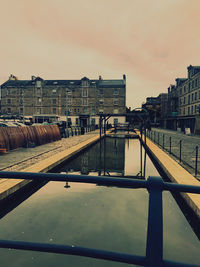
[169,137,171,154]
[146,177,163,267]
[195,146,198,177]
[158,132,159,145]
[179,140,182,163]
[99,115,102,139]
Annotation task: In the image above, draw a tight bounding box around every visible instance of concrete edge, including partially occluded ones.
[137,131,200,220]
[0,132,105,201]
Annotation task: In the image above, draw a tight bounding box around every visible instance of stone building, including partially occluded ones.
[0,74,126,126]
[176,65,200,133]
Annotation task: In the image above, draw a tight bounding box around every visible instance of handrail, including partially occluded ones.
[0,171,199,267]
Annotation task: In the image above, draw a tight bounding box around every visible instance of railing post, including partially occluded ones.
[146,176,163,267]
[158,132,159,145]
[162,134,165,149]
[195,146,198,177]
[179,140,182,163]
[169,137,171,154]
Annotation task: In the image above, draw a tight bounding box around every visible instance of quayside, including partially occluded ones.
[0,138,199,266]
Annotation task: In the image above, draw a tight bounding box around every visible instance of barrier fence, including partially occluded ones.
[0,171,200,267]
[146,130,200,177]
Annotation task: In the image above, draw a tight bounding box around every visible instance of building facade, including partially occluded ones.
[144,65,200,134]
[0,74,126,126]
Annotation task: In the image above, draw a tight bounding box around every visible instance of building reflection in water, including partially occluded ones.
[59,137,147,179]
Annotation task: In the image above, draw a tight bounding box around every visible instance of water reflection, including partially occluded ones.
[0,138,199,266]
[59,137,148,179]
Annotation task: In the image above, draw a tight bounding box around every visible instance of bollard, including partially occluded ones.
[195,146,199,177]
[169,137,171,154]
[179,140,182,163]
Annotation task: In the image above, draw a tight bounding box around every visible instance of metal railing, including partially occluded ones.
[0,171,200,267]
[147,130,200,177]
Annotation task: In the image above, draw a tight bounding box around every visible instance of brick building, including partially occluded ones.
[0,74,126,126]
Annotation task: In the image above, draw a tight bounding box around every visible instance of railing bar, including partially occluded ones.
[0,171,147,189]
[0,239,145,266]
[1,172,200,193]
[146,177,163,267]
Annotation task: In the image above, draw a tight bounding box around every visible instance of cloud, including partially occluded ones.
[1,0,200,107]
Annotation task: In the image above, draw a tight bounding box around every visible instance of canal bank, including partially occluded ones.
[138,131,200,221]
[0,130,104,201]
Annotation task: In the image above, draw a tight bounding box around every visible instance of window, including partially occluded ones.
[183,108,185,115]
[37,98,42,105]
[52,89,57,95]
[77,108,80,113]
[82,98,87,106]
[195,79,198,87]
[192,93,194,101]
[99,89,104,95]
[20,108,23,114]
[91,107,95,115]
[37,108,41,114]
[184,97,185,104]
[53,81,58,85]
[53,108,57,114]
[195,105,197,113]
[37,88,41,95]
[188,106,190,115]
[74,108,77,113]
[191,106,193,114]
[99,108,104,113]
[52,99,56,105]
[83,107,87,113]
[188,95,190,104]
[113,88,119,95]
[184,86,186,93]
[7,107,11,113]
[67,90,72,95]
[36,80,41,88]
[82,80,88,87]
[75,118,79,125]
[192,81,194,89]
[7,99,11,104]
[99,99,104,105]
[195,92,197,100]
[82,88,88,97]
[7,89,11,95]
[113,99,119,105]
[114,118,118,125]
[67,98,72,105]
[179,88,182,95]
[91,118,96,125]
[113,109,119,114]
[188,83,191,92]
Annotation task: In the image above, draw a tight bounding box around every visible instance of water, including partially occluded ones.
[0,138,199,266]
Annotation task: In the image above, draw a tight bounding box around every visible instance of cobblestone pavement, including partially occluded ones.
[0,130,100,172]
[147,128,200,177]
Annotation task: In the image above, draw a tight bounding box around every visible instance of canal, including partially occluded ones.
[0,137,199,266]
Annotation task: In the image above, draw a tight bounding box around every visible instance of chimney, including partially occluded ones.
[31,76,36,80]
[99,75,102,80]
[123,74,126,81]
[9,74,17,80]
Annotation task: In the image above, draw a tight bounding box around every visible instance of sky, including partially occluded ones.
[0,0,200,108]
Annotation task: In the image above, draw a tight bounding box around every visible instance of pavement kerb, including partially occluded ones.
[0,131,107,201]
[137,131,200,219]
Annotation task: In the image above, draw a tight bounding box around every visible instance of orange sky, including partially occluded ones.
[1,0,200,108]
